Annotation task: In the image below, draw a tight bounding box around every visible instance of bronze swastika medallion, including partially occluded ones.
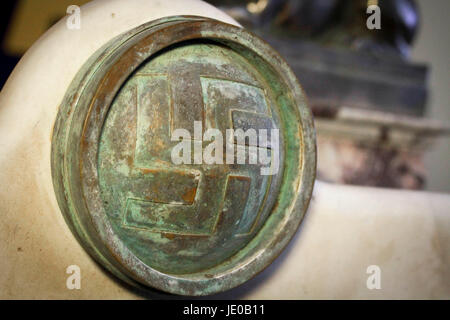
[51,16,316,296]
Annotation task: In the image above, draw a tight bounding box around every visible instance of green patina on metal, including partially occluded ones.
[51,16,316,296]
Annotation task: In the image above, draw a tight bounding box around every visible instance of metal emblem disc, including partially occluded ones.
[51,16,316,296]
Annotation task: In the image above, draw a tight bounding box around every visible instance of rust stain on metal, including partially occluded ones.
[182,187,198,204]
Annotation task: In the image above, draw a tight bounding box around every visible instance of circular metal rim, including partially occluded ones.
[51,16,316,296]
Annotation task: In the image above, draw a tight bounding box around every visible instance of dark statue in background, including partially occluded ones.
[209,0,420,58]
[207,0,440,190]
[255,0,419,58]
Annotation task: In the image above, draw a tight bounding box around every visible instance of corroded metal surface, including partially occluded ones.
[51,16,316,295]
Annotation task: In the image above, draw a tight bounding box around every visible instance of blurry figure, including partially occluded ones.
[257,0,340,36]
[251,0,420,58]
[210,0,443,191]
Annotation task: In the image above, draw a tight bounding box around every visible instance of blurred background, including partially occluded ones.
[0,0,448,192]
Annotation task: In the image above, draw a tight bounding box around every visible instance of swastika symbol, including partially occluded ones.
[94,40,287,275]
[119,69,276,237]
